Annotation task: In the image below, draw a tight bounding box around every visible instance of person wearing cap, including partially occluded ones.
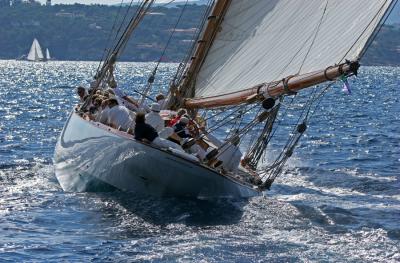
[173,116,192,139]
[145,103,164,132]
[106,97,133,131]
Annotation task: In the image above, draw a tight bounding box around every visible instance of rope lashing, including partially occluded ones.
[282,75,297,96]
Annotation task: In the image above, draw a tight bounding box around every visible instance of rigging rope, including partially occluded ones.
[96,0,124,74]
[96,0,142,76]
[175,0,214,83]
[81,0,153,112]
[139,0,190,105]
[259,82,336,190]
[96,0,153,88]
[166,0,215,108]
[297,0,328,74]
[244,103,281,170]
[204,104,257,134]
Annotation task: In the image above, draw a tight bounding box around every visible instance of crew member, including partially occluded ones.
[106,97,133,131]
[173,117,191,138]
[76,86,87,103]
[155,93,167,109]
[135,113,182,150]
[145,103,164,132]
[169,108,187,127]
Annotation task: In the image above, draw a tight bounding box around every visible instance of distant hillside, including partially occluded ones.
[362,24,400,66]
[0,4,398,66]
[0,4,206,61]
[385,3,400,25]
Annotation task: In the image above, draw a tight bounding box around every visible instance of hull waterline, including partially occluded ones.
[54,111,260,198]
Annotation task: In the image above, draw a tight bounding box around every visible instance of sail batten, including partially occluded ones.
[189,0,393,100]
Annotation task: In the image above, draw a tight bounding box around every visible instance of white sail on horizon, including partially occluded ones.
[193,0,394,99]
[27,38,44,61]
[46,48,51,60]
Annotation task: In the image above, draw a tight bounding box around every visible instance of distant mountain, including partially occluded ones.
[362,24,400,66]
[116,0,209,8]
[0,4,398,65]
[153,0,209,8]
[386,3,400,25]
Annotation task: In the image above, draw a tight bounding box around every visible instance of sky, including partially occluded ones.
[38,0,197,5]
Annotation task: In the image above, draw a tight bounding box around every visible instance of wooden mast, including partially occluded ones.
[175,0,231,100]
[184,61,360,109]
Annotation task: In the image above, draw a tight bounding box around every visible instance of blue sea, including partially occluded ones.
[0,60,399,262]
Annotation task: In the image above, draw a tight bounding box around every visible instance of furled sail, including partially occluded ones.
[27,38,44,61]
[189,0,394,100]
[46,48,51,60]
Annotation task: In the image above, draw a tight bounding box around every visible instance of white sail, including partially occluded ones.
[193,0,394,99]
[27,38,44,61]
[46,48,51,60]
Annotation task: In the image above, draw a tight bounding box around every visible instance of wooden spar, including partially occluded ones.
[184,61,360,109]
[177,0,231,97]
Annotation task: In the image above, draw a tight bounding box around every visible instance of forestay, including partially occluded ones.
[193,0,393,99]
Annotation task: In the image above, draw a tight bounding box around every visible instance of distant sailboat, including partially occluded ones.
[27,38,44,62]
[45,48,51,61]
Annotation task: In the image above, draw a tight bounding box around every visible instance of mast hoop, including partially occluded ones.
[324,66,335,81]
[338,64,345,75]
[282,75,297,96]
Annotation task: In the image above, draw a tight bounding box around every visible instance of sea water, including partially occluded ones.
[0,60,399,262]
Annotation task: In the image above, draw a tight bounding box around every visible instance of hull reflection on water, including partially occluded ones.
[54,111,259,198]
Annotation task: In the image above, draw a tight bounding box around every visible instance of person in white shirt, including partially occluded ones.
[145,103,164,132]
[106,97,133,131]
[156,94,167,109]
[96,100,110,124]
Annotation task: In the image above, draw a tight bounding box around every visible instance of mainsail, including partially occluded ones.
[180,0,394,107]
[46,48,51,60]
[27,38,44,61]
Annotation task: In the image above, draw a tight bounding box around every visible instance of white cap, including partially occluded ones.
[180,116,189,124]
[150,103,161,112]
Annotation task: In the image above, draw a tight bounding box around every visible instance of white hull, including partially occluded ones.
[54,111,260,198]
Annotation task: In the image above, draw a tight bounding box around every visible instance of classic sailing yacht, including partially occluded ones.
[54,0,396,198]
[27,38,45,62]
